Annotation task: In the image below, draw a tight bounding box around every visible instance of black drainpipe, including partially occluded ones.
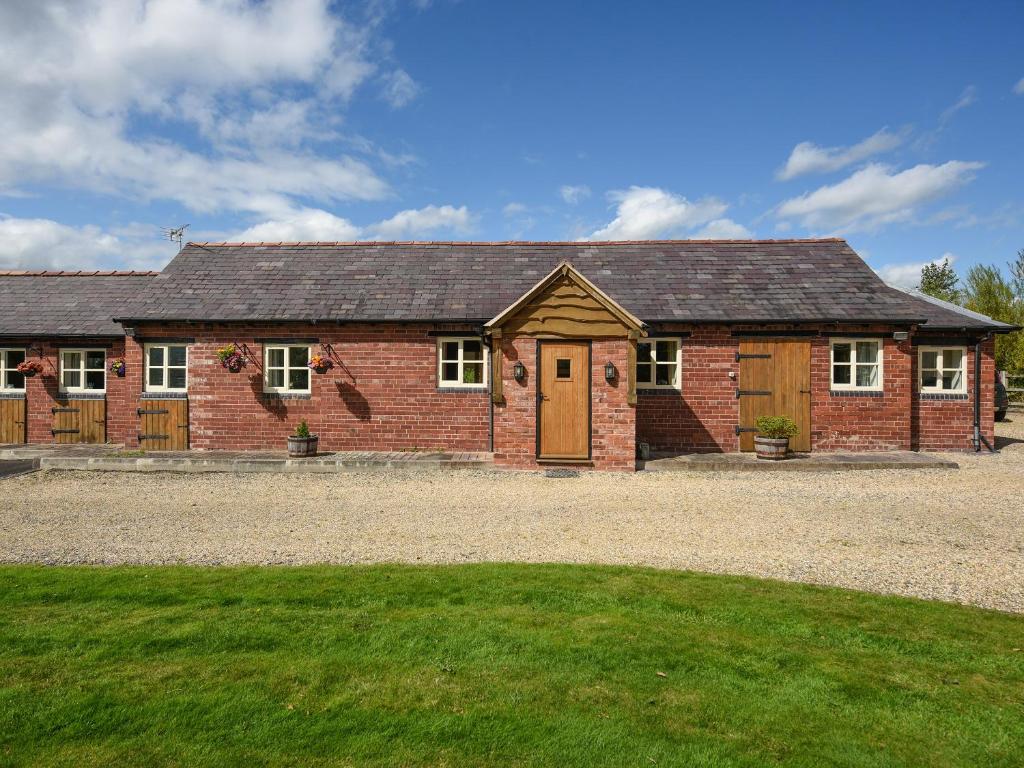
[481,328,494,453]
[974,333,996,452]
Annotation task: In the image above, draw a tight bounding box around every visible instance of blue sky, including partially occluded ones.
[0,0,1022,287]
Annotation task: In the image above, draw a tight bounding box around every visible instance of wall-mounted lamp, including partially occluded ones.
[604,361,617,382]
[512,360,526,382]
[893,331,909,341]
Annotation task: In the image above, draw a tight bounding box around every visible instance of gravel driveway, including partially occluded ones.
[2,419,1023,613]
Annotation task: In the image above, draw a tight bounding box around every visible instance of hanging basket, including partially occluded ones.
[109,358,126,377]
[308,354,334,374]
[16,361,44,378]
[217,344,247,372]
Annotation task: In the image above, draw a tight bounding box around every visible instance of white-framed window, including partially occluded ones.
[145,344,188,392]
[437,337,487,388]
[264,345,310,393]
[919,346,967,394]
[0,348,26,391]
[60,348,106,393]
[636,338,682,389]
[830,338,883,391]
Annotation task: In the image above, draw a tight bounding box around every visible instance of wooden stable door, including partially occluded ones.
[737,341,811,452]
[137,400,189,450]
[538,341,590,460]
[0,398,26,443]
[51,399,106,444]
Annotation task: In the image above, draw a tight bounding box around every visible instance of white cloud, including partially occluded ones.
[777,128,904,180]
[502,202,527,217]
[366,204,474,240]
[0,215,177,270]
[690,218,753,239]
[875,253,956,290]
[234,204,475,243]
[0,1,405,216]
[939,85,977,126]
[560,185,591,205]
[234,208,361,242]
[1015,78,1024,95]
[381,69,421,108]
[776,161,984,232]
[585,187,728,240]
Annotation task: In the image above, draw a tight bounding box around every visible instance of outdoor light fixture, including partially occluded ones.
[605,361,617,382]
[893,331,909,341]
[513,361,526,382]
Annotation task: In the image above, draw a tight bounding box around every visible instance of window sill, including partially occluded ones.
[437,386,489,394]
[142,391,187,400]
[262,392,312,400]
[829,390,884,397]
[59,391,106,400]
[0,391,26,399]
[920,392,968,401]
[636,388,683,396]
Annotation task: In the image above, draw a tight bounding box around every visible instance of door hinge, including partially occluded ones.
[735,426,758,435]
[736,389,772,398]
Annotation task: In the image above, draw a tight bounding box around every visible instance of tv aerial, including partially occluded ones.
[161,224,190,247]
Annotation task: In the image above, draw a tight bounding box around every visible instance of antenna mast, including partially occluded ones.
[161,224,190,248]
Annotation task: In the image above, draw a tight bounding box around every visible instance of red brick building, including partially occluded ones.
[0,240,1014,469]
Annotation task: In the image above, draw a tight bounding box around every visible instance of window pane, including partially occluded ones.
[148,367,164,387]
[7,371,25,390]
[85,370,104,390]
[942,349,962,370]
[463,340,482,360]
[288,369,309,390]
[832,343,851,363]
[856,342,878,364]
[63,351,81,370]
[7,350,25,367]
[636,363,651,383]
[856,364,878,388]
[556,359,571,379]
[921,350,938,369]
[62,370,80,389]
[463,362,483,384]
[655,363,674,386]
[943,370,962,390]
[148,347,165,366]
[268,348,285,367]
[832,364,851,385]
[637,342,652,362]
[921,370,938,388]
[442,362,458,382]
[267,369,284,388]
[289,346,309,366]
[168,346,187,366]
[86,350,105,369]
[442,342,459,361]
[655,340,675,362]
[168,369,186,389]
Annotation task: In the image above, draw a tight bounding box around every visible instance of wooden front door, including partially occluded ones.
[0,398,26,444]
[51,398,106,443]
[538,341,590,460]
[137,399,189,450]
[737,341,811,452]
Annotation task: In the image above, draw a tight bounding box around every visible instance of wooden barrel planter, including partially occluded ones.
[754,436,789,460]
[287,435,319,458]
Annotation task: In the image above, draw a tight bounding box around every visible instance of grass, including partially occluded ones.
[1,565,1022,767]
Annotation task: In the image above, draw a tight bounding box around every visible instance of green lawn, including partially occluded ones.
[1,565,1022,767]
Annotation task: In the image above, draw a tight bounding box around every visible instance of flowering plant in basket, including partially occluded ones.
[16,360,44,377]
[217,343,246,372]
[308,354,333,373]
[109,358,126,376]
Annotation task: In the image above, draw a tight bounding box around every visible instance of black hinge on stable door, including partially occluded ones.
[138,434,170,441]
[736,390,772,399]
[736,352,771,361]
[735,426,758,435]
[51,429,80,435]
[137,408,170,416]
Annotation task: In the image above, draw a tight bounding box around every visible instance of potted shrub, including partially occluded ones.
[287,419,319,458]
[754,415,799,460]
[217,343,246,372]
[16,360,44,378]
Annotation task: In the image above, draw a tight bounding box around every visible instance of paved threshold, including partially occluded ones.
[642,451,959,472]
[0,446,493,474]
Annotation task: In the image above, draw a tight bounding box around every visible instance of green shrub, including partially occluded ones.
[755,415,799,439]
[294,420,311,439]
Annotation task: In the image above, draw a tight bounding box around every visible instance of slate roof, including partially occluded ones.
[117,239,977,326]
[0,271,157,337]
[891,287,1018,331]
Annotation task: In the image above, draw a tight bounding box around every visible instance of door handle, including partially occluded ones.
[800,389,811,394]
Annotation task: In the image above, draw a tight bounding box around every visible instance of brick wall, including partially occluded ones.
[22,339,131,444]
[492,336,635,470]
[126,322,490,452]
[912,336,995,451]
[636,326,738,452]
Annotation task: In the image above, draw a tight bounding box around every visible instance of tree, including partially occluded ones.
[918,258,961,303]
[963,264,1023,373]
[1009,248,1024,301]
